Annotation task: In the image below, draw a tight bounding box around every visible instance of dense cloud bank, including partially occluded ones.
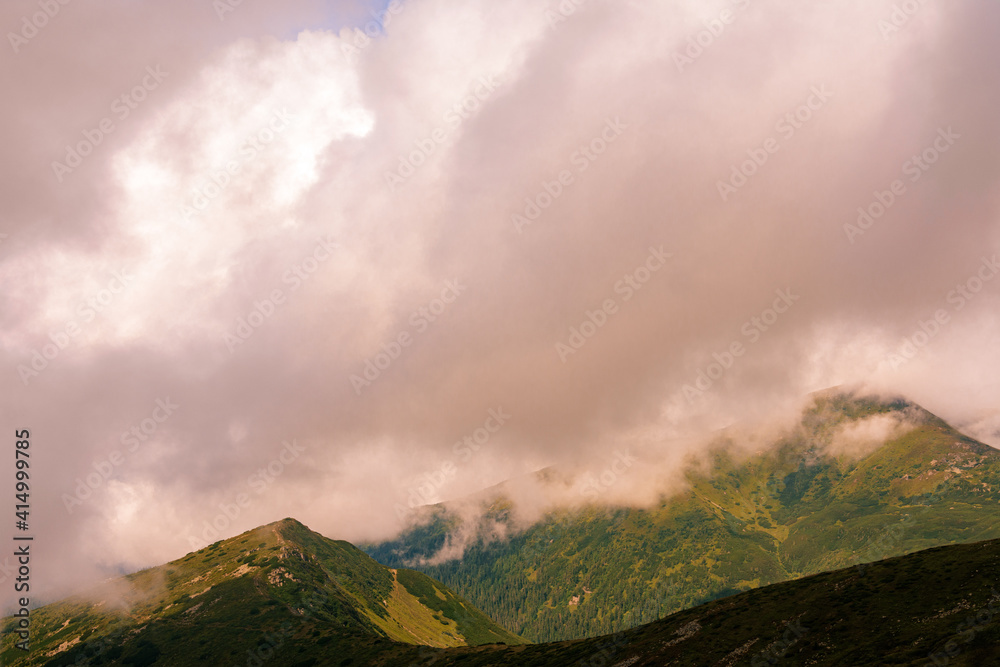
[1,0,998,601]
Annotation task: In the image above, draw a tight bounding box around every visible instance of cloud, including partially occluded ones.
[2,0,999,603]
[826,411,919,460]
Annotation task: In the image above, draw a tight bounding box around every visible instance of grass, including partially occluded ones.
[365,393,1000,643]
[0,518,525,667]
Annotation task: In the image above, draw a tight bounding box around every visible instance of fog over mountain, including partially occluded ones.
[1,0,998,603]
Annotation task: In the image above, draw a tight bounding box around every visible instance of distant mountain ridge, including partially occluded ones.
[366,392,1000,642]
[383,535,1000,666]
[0,518,523,666]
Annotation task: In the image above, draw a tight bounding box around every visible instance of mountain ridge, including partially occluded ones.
[13,527,1000,665]
[383,535,1000,666]
[0,517,523,666]
[366,391,1000,642]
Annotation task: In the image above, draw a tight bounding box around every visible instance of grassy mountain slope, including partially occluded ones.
[7,522,999,666]
[0,518,523,667]
[386,536,1000,666]
[366,392,1000,642]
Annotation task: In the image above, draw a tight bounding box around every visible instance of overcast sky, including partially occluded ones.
[1,0,999,604]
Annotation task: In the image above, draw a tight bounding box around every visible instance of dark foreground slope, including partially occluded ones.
[368,393,1000,642]
[391,537,1000,666]
[0,519,523,667]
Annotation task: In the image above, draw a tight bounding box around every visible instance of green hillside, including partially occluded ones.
[366,392,1000,642]
[0,518,523,667]
[5,480,999,665]
[385,535,1000,665]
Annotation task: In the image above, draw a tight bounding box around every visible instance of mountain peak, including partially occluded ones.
[3,519,523,665]
[272,516,303,527]
[367,393,1000,644]
[267,516,310,538]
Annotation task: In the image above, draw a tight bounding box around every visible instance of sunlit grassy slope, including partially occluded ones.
[0,518,523,667]
[386,536,1000,666]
